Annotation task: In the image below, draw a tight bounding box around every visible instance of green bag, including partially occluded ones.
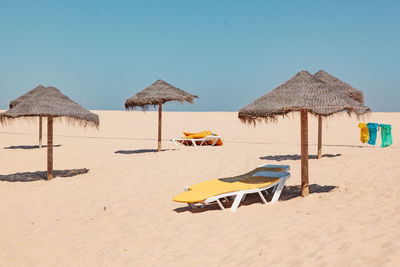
[380,124,392,148]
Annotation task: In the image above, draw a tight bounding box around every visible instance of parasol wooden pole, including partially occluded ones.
[300,110,309,197]
[47,116,53,180]
[39,116,43,148]
[158,101,162,152]
[317,115,322,159]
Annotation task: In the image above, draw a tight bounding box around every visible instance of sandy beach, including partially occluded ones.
[0,110,399,266]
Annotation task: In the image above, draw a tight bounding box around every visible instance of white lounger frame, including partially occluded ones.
[171,136,221,147]
[185,171,291,212]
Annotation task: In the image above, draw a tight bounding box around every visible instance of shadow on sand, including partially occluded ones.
[115,149,176,154]
[324,144,369,149]
[4,144,62,150]
[173,184,337,213]
[0,168,89,182]
[279,184,337,201]
[259,153,341,161]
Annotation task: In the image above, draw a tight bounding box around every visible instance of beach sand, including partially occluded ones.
[0,111,399,266]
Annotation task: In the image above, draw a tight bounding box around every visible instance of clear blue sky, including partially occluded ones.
[0,0,399,111]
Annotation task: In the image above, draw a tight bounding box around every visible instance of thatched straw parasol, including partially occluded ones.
[313,70,369,158]
[125,79,198,152]
[314,70,365,103]
[238,70,369,197]
[1,85,99,180]
[9,86,49,148]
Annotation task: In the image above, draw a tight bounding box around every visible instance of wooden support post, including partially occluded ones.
[158,101,162,152]
[317,115,322,159]
[300,110,309,197]
[47,116,53,180]
[39,116,43,148]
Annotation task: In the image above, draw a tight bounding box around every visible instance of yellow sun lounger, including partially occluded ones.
[171,130,223,146]
[173,165,290,212]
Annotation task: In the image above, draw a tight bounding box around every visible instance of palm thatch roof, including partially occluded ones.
[125,79,198,110]
[314,70,364,104]
[1,85,99,127]
[9,86,47,109]
[238,71,370,124]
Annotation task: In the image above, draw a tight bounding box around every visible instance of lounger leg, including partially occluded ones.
[258,191,268,204]
[188,203,197,209]
[271,179,287,203]
[230,192,245,212]
[271,184,278,193]
[211,138,218,146]
[216,199,225,210]
[192,140,197,146]
[259,191,268,200]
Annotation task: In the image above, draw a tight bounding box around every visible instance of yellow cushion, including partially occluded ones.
[182,130,213,139]
[173,176,279,203]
